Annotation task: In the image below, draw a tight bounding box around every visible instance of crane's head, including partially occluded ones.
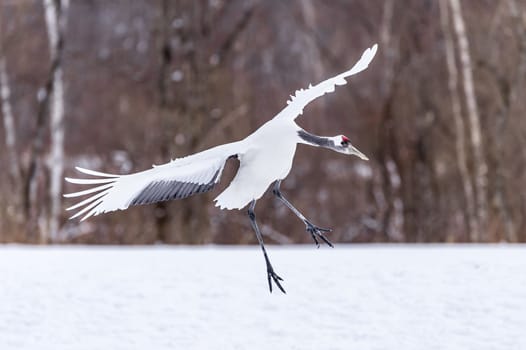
[332,135,369,160]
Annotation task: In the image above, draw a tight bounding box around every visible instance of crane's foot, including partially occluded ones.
[305,221,334,248]
[266,262,286,294]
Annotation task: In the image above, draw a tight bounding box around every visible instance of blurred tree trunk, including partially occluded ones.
[439,0,477,241]
[175,2,212,245]
[0,55,23,238]
[449,0,488,242]
[506,0,526,241]
[485,0,525,242]
[23,0,68,243]
[24,61,52,241]
[376,0,404,241]
[153,0,173,243]
[0,57,21,197]
[156,0,213,244]
[45,0,69,242]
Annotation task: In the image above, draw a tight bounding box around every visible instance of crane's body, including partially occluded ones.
[65,44,378,293]
[215,118,300,210]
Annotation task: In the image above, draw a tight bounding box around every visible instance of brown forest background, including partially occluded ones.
[1,0,526,244]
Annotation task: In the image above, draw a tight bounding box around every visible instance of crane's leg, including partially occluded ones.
[248,200,286,294]
[272,180,333,248]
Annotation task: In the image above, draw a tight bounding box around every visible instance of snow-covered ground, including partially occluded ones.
[1,245,525,350]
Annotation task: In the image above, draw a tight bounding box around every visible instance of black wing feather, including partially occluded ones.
[129,170,220,206]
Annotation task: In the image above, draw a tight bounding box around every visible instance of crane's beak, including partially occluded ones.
[350,145,369,161]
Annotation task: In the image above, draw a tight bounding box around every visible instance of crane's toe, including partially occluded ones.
[266,264,286,294]
[305,222,334,248]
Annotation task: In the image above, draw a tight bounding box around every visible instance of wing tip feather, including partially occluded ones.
[75,166,120,178]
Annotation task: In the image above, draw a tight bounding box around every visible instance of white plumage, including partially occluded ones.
[65,44,377,221]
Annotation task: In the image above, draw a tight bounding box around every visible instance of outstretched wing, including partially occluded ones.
[64,142,244,221]
[273,44,377,122]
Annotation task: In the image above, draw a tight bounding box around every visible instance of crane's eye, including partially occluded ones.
[341,135,350,146]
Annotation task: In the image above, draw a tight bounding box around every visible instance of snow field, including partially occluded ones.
[1,245,525,350]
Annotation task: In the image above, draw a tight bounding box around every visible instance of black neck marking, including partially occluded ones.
[297,129,333,147]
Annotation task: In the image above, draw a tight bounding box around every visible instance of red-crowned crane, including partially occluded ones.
[65,44,378,293]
